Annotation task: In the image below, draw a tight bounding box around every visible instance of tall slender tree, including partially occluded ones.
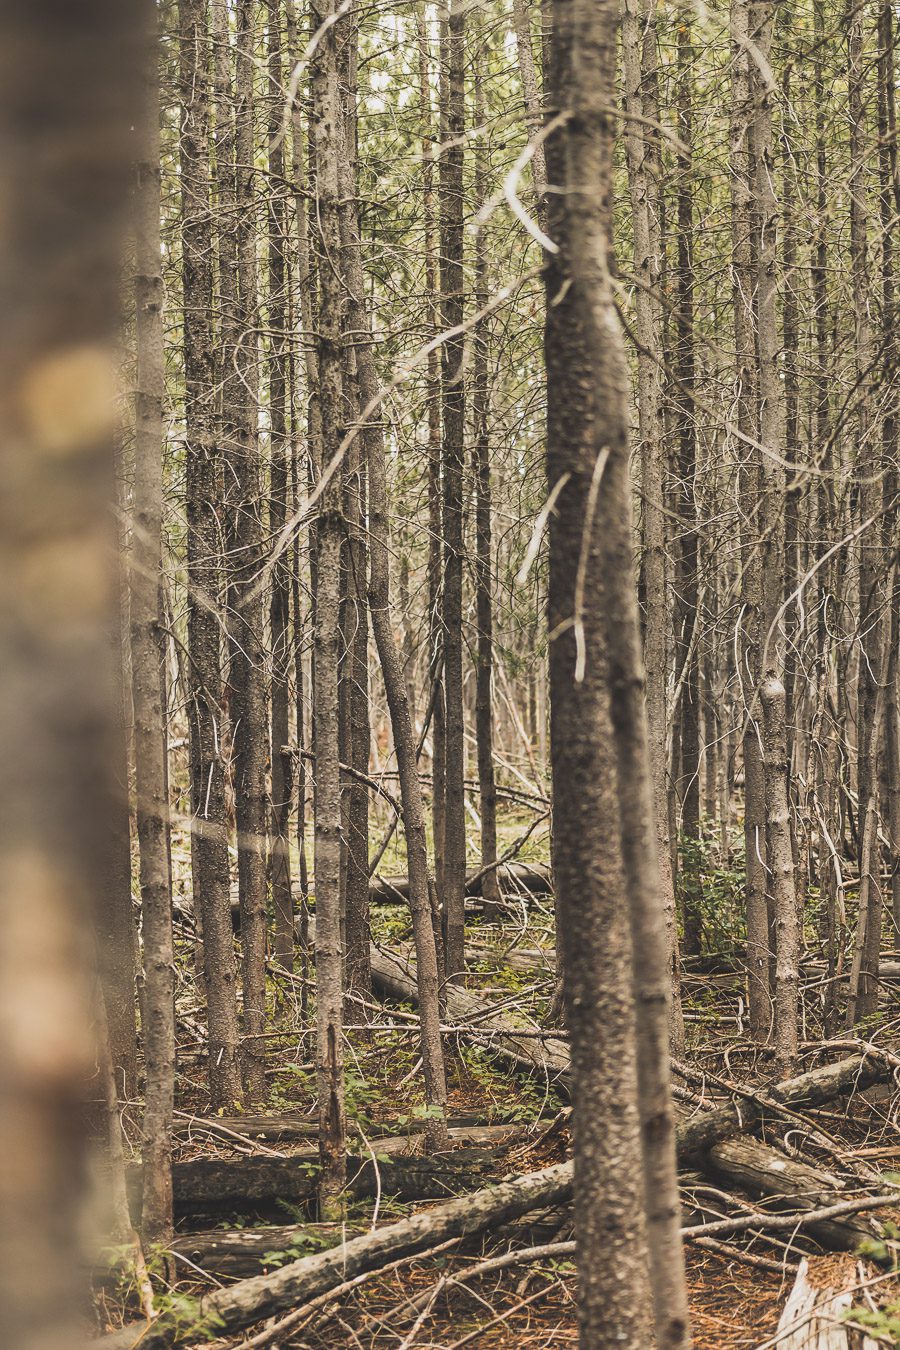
[180,0,243,1110]
[438,0,468,980]
[132,0,175,1238]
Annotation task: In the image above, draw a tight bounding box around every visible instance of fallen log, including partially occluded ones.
[100,1147,898,1349]
[371,944,893,1243]
[97,1161,574,1348]
[131,1126,520,1222]
[705,1136,886,1252]
[368,862,552,905]
[369,945,571,1089]
[168,1204,568,1281]
[370,943,889,1142]
[172,1114,509,1147]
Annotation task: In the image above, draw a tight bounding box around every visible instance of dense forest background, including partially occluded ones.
[4,0,900,1346]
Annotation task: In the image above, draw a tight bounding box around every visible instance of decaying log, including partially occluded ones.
[130,1126,520,1222]
[172,1114,510,1147]
[705,1137,886,1252]
[98,1161,574,1348]
[675,1053,889,1159]
[168,1205,570,1281]
[174,1114,316,1144]
[369,946,571,1088]
[368,862,552,904]
[773,1256,882,1348]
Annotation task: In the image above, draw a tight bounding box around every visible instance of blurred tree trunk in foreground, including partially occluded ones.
[0,1,143,1345]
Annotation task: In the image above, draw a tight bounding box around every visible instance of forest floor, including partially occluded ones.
[100,804,900,1347]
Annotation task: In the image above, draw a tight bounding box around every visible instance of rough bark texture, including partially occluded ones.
[731,0,771,1041]
[674,12,702,965]
[472,45,501,920]
[761,677,799,1077]
[544,0,658,1341]
[559,5,692,1342]
[751,0,794,1066]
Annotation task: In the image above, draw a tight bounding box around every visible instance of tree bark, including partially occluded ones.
[132,6,175,1241]
[731,0,770,1041]
[438,0,468,981]
[622,0,684,1051]
[472,32,501,922]
[673,10,702,963]
[267,0,294,972]
[310,0,348,1213]
[228,0,269,1101]
[181,0,243,1109]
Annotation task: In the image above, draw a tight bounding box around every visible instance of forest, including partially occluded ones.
[3,0,900,1345]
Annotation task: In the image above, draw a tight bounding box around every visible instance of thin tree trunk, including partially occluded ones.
[622,0,684,1050]
[181,0,243,1110]
[752,0,795,1063]
[419,10,446,918]
[267,0,294,972]
[229,0,268,1100]
[731,0,770,1041]
[100,607,139,1101]
[673,11,702,961]
[472,34,501,921]
[132,10,175,1240]
[438,0,467,981]
[339,32,372,996]
[310,0,348,1213]
[510,0,546,207]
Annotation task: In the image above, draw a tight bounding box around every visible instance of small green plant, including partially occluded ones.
[841,1301,900,1343]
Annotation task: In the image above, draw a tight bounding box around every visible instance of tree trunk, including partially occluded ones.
[0,0,141,1340]
[338,33,372,997]
[181,0,243,1110]
[472,33,501,921]
[622,0,684,1050]
[731,0,770,1041]
[674,11,702,963]
[310,0,348,1213]
[132,7,175,1241]
[228,0,268,1101]
[438,0,468,981]
[267,0,294,972]
[752,0,795,1064]
[545,0,690,1339]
